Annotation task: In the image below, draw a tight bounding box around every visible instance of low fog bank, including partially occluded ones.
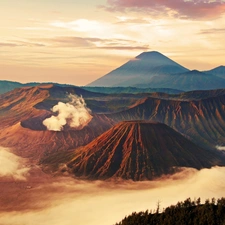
[0,147,30,180]
[1,165,225,225]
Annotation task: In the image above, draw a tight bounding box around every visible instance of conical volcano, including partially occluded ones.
[87,51,189,87]
[66,121,225,181]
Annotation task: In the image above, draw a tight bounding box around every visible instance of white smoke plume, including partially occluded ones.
[43,94,93,131]
[0,147,30,180]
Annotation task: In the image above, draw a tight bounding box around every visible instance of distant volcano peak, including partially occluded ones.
[191,69,200,73]
[135,51,178,66]
[87,51,189,87]
[136,51,165,59]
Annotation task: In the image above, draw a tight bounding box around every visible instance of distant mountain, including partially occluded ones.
[205,66,225,78]
[87,51,189,87]
[0,80,23,94]
[44,121,225,180]
[0,80,76,95]
[138,70,225,91]
[83,86,182,94]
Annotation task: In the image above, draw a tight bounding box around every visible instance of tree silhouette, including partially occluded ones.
[114,197,225,225]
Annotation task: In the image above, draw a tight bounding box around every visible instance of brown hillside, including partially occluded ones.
[61,121,225,181]
[0,85,115,160]
[107,94,225,149]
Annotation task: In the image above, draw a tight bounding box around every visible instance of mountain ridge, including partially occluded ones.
[135,69,225,91]
[205,65,225,78]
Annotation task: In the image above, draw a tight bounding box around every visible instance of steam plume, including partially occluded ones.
[43,94,92,131]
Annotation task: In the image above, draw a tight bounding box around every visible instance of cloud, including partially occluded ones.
[102,0,225,20]
[50,19,123,39]
[216,145,225,151]
[36,36,102,48]
[199,28,225,34]
[43,94,93,131]
[32,36,149,50]
[98,45,149,50]
[0,41,45,48]
[51,19,108,33]
[1,167,225,225]
[0,43,20,47]
[17,27,54,31]
[0,147,30,180]
[115,16,151,24]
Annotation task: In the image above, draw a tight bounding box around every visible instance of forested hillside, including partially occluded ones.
[115,197,225,225]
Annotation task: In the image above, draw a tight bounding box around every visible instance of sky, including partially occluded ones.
[0,0,225,86]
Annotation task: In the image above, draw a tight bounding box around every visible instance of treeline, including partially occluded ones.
[115,197,225,225]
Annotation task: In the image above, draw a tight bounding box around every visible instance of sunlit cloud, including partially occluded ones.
[102,0,225,20]
[50,18,132,39]
[50,19,111,35]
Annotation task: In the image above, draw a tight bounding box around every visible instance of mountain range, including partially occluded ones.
[1,51,225,181]
[87,51,225,91]
[1,84,225,181]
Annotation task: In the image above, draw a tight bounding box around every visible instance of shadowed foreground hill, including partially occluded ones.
[47,121,225,181]
[115,197,225,225]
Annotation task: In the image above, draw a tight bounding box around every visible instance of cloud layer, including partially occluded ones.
[104,0,225,19]
[0,147,30,180]
[1,167,225,225]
